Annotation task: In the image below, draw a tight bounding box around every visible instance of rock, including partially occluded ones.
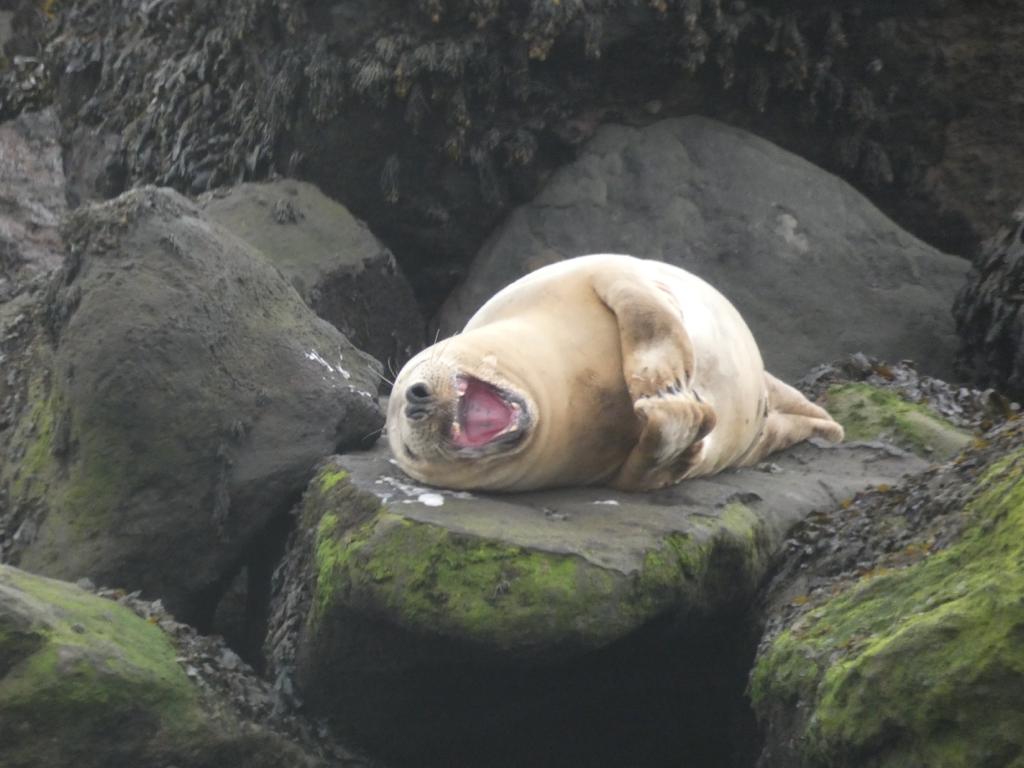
[43,2,1024,313]
[0,564,326,768]
[954,202,1024,401]
[267,434,928,766]
[0,187,383,624]
[822,383,971,461]
[750,418,1024,768]
[0,108,66,300]
[799,355,1017,433]
[200,179,424,371]
[63,125,126,208]
[439,117,969,381]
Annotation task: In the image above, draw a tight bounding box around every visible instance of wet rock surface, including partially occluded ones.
[440,118,968,380]
[0,187,383,625]
[266,432,928,766]
[200,179,424,372]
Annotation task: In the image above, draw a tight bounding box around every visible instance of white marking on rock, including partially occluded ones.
[774,213,809,254]
[375,475,474,505]
[592,499,621,506]
[305,349,352,380]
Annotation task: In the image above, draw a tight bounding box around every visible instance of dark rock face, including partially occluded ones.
[0,108,66,301]
[954,203,1024,401]
[0,187,383,623]
[40,1,1023,312]
[441,118,968,381]
[0,0,50,121]
[200,179,424,372]
[266,435,927,767]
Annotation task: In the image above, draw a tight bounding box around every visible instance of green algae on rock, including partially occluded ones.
[824,382,972,460]
[751,431,1024,768]
[0,565,320,768]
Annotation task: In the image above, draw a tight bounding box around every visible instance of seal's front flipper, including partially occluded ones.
[610,394,717,490]
[592,270,717,490]
[591,272,695,401]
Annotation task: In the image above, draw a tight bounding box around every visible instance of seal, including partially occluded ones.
[387,254,843,491]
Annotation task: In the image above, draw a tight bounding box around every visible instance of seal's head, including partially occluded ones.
[387,343,538,489]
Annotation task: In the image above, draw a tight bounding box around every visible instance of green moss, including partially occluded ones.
[6,372,59,501]
[1,566,198,706]
[318,468,349,492]
[751,449,1024,767]
[314,504,627,650]
[0,566,207,767]
[826,383,971,459]
[640,532,707,598]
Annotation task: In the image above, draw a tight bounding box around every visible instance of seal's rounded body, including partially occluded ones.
[388,254,842,491]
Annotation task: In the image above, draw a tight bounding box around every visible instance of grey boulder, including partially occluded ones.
[440,117,969,381]
[201,179,424,370]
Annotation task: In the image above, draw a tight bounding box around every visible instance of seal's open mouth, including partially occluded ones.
[450,375,527,450]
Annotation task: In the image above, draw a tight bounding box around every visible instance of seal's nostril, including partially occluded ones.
[406,382,432,403]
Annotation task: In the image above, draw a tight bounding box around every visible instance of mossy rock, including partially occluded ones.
[751,444,1024,768]
[272,438,928,765]
[0,565,319,768]
[0,187,383,620]
[824,382,972,459]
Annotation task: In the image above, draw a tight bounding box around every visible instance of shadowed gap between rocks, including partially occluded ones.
[207,508,298,672]
[310,595,763,768]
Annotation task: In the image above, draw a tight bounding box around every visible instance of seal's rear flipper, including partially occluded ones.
[739,373,844,466]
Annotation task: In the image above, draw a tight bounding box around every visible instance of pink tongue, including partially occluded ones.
[457,379,513,447]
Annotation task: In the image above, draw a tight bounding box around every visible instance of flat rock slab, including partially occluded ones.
[276,438,928,764]
[344,440,927,585]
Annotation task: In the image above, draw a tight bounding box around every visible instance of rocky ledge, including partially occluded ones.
[263,376,970,767]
